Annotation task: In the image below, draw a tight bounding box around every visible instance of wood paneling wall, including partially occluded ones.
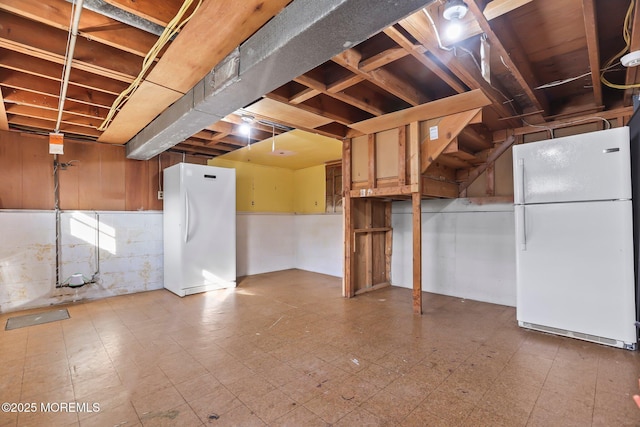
[0,130,208,210]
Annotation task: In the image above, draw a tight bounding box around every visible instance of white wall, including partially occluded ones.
[236,213,296,276]
[0,210,163,313]
[391,199,516,307]
[294,213,342,277]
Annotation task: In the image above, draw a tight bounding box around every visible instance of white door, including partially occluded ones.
[515,200,636,344]
[182,164,236,290]
[513,127,631,204]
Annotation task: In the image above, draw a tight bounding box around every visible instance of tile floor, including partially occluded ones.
[1,269,639,426]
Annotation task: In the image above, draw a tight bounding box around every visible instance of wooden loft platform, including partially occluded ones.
[342,89,515,314]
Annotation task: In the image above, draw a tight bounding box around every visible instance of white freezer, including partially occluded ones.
[163,163,236,296]
[515,200,637,348]
[513,127,631,204]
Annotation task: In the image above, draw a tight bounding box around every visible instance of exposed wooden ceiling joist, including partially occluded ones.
[581,0,603,107]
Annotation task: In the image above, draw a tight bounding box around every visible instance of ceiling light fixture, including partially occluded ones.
[442,0,468,41]
[239,115,254,136]
[621,50,640,67]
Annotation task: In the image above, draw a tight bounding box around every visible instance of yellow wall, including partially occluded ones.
[208,159,327,213]
[293,165,326,213]
[209,158,294,212]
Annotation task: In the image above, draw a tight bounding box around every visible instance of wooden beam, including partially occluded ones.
[0,11,141,81]
[0,0,158,57]
[581,0,603,107]
[0,50,129,96]
[349,184,418,198]
[102,0,190,26]
[459,135,516,193]
[452,0,533,42]
[624,0,640,105]
[383,26,466,94]
[421,108,483,173]
[333,48,430,106]
[368,134,376,188]
[0,88,8,130]
[343,138,354,297]
[5,104,102,129]
[4,89,109,120]
[412,191,422,315]
[294,74,386,116]
[359,47,409,72]
[289,87,321,104]
[0,69,116,109]
[350,89,490,135]
[492,107,634,141]
[398,125,406,185]
[422,176,458,198]
[399,13,520,126]
[466,0,548,118]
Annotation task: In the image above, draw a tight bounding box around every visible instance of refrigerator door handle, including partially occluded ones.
[517,158,525,204]
[517,205,526,250]
[184,190,190,243]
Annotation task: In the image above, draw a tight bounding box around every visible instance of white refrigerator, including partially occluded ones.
[163,163,236,296]
[513,127,637,349]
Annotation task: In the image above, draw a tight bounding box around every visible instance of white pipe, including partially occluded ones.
[55,0,84,133]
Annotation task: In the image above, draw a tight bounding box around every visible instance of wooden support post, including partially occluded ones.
[343,138,354,297]
[365,200,373,289]
[368,134,376,188]
[486,163,495,196]
[409,121,422,314]
[398,125,406,185]
[385,202,392,284]
[412,192,422,315]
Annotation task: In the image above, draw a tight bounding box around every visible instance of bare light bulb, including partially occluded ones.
[446,20,463,41]
[239,122,251,135]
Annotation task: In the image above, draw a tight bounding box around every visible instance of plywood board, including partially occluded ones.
[351,135,369,183]
[0,131,23,208]
[375,128,399,179]
[98,81,183,144]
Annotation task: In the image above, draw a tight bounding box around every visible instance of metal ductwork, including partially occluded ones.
[126,0,435,160]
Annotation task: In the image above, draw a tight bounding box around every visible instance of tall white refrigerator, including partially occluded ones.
[513,127,637,350]
[163,163,236,296]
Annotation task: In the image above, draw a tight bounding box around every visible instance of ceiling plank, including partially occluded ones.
[0,69,116,108]
[0,0,158,57]
[4,89,108,119]
[466,0,548,118]
[581,0,603,107]
[0,50,129,96]
[98,81,183,144]
[102,0,195,27]
[5,104,102,129]
[349,89,491,135]
[8,114,101,137]
[145,0,292,94]
[333,48,430,106]
[100,0,291,145]
[0,12,139,82]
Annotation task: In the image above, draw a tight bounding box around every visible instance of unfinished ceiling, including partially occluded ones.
[1,0,639,163]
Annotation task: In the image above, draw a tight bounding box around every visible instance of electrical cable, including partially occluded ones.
[423,8,453,51]
[601,0,639,90]
[98,0,202,130]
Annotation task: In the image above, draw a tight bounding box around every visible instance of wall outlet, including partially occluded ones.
[157,191,163,200]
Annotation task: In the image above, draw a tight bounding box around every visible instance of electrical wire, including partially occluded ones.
[98,0,202,131]
[423,8,453,51]
[601,0,639,90]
